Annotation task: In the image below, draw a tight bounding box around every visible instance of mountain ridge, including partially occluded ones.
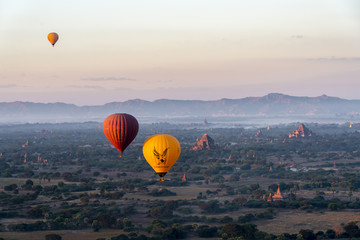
[1,93,360,123]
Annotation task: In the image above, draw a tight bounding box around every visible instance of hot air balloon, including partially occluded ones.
[143,134,181,181]
[47,32,59,46]
[103,113,139,157]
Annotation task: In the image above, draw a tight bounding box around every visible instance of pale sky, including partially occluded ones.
[1,0,360,105]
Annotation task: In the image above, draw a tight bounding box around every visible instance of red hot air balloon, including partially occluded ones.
[103,113,139,157]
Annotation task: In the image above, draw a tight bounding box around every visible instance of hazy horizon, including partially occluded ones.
[0,92,359,107]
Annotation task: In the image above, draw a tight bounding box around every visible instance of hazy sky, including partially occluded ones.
[1,0,360,105]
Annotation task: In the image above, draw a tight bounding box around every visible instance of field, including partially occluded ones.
[255,210,360,234]
[1,122,360,239]
[0,229,130,240]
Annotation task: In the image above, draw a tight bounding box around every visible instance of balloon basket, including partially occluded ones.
[157,172,166,182]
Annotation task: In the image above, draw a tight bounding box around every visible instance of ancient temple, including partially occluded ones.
[182,173,187,182]
[192,134,216,150]
[272,186,284,201]
[265,186,284,202]
[22,139,29,148]
[289,123,312,138]
[203,119,209,126]
[255,129,263,137]
[267,193,273,202]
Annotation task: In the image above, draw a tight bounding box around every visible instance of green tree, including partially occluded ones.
[110,234,129,240]
[27,207,44,218]
[232,197,247,206]
[45,234,62,240]
[325,229,335,239]
[296,234,304,240]
[199,200,222,213]
[4,184,17,191]
[327,203,339,211]
[197,225,218,238]
[242,223,258,240]
[298,229,315,240]
[344,221,360,238]
[123,218,135,232]
[150,206,173,218]
[92,220,101,232]
[80,196,89,205]
[221,223,243,238]
[98,214,115,228]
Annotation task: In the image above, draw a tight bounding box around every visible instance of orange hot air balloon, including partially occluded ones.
[47,32,59,46]
[143,134,181,181]
[103,113,139,157]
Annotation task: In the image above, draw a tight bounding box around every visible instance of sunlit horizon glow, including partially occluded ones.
[1,0,360,105]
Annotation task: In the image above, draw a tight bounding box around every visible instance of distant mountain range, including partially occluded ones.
[1,93,360,123]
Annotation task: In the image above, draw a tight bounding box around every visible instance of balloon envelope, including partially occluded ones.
[103,113,139,156]
[47,32,59,46]
[143,134,181,181]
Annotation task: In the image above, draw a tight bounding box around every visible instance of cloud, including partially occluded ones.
[82,77,136,81]
[306,57,360,61]
[0,84,17,88]
[66,85,104,89]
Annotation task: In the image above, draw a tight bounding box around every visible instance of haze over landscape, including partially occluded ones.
[1,0,360,106]
[2,2,360,240]
[1,93,360,124]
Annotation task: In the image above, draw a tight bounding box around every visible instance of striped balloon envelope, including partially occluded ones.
[103,113,139,157]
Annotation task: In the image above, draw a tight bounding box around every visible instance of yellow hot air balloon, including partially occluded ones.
[143,134,181,181]
[47,32,59,46]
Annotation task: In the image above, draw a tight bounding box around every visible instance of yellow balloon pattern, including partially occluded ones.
[143,134,181,181]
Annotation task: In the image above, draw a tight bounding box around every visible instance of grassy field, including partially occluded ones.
[0,229,132,240]
[254,209,360,234]
[1,150,360,239]
[2,211,359,239]
[126,184,214,201]
[0,229,221,240]
[0,177,57,189]
[0,178,29,188]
